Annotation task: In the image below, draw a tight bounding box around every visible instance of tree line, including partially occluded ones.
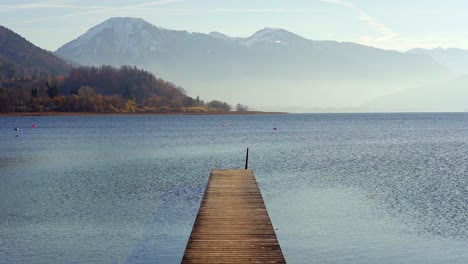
[0,65,246,113]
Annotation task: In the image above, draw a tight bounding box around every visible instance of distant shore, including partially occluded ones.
[0,111,287,117]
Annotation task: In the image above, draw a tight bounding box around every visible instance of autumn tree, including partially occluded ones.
[78,86,96,111]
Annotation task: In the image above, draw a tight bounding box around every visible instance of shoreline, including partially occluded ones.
[0,111,288,117]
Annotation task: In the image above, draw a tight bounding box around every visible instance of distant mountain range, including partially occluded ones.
[363,73,468,112]
[1,17,466,112]
[0,26,71,80]
[361,48,468,111]
[406,47,468,75]
[56,17,463,111]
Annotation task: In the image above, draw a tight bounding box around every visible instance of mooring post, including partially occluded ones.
[245,148,249,169]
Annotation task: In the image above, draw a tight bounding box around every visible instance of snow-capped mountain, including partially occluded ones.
[64,17,160,57]
[239,28,310,47]
[406,47,468,75]
[209,28,311,48]
[57,17,178,65]
[56,17,247,67]
[56,17,454,111]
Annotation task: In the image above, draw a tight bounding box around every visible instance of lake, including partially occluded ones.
[0,113,467,263]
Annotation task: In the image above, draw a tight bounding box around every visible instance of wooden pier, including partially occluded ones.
[182,169,285,263]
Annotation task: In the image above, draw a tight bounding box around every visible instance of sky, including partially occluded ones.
[1,0,468,52]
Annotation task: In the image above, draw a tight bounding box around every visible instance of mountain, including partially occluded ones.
[406,47,468,75]
[362,74,468,112]
[208,31,241,42]
[238,28,311,47]
[0,25,72,80]
[56,17,246,67]
[56,17,452,111]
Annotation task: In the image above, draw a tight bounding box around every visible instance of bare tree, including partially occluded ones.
[235,103,249,112]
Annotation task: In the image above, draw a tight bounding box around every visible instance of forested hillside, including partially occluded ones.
[0,26,72,80]
[63,66,192,108]
[0,24,245,113]
[0,65,232,113]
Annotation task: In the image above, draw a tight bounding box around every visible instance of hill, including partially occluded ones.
[0,64,233,113]
[62,65,194,109]
[0,25,72,80]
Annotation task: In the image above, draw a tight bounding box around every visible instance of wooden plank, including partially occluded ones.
[182,169,286,263]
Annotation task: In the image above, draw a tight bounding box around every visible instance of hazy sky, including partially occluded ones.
[1,0,468,52]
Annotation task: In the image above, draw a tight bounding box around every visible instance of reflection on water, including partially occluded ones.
[0,113,467,263]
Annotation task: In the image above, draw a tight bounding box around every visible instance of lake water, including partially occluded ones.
[0,113,467,263]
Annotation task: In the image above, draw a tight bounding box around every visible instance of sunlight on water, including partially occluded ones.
[0,113,467,263]
[267,188,467,264]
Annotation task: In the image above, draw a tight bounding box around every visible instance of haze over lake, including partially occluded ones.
[1,113,467,263]
[2,1,468,262]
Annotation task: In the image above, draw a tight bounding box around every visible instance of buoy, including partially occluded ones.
[32,124,37,128]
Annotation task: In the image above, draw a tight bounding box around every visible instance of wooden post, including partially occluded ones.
[245,148,249,169]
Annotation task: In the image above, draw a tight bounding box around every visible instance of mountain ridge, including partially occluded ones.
[406,47,468,75]
[54,17,459,111]
[362,73,468,112]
